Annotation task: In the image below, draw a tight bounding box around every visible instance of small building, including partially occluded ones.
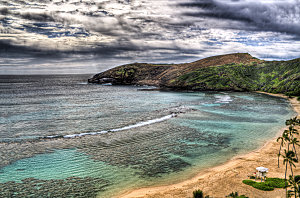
[256,167,268,182]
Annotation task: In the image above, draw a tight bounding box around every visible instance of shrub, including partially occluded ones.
[265,178,286,188]
[243,178,286,191]
[286,92,293,98]
[242,180,256,186]
[252,183,274,191]
[226,192,248,198]
[193,190,203,198]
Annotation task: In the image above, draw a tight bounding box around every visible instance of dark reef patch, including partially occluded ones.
[0,176,110,198]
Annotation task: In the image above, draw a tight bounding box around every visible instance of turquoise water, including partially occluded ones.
[0,149,133,182]
[0,75,296,198]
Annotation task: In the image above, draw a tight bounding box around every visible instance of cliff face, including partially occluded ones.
[88,63,174,86]
[88,53,300,96]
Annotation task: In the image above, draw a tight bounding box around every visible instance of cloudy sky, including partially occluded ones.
[1,0,300,74]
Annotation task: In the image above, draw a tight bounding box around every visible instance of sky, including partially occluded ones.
[0,0,300,74]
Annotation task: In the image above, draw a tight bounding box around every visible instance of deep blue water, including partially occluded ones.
[0,75,295,197]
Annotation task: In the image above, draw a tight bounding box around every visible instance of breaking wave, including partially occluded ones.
[45,113,178,139]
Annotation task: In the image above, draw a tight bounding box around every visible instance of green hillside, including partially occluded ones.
[168,59,300,96]
[88,53,300,96]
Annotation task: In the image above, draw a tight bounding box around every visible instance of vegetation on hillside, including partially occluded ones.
[88,63,173,86]
[169,60,300,96]
[89,53,300,96]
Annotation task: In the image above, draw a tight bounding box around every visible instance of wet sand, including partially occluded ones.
[118,93,300,198]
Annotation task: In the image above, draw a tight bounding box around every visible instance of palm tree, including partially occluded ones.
[290,138,300,161]
[278,135,286,167]
[286,117,300,127]
[278,131,290,168]
[287,175,300,198]
[282,149,298,196]
[296,177,300,198]
[289,126,299,136]
[278,117,300,198]
[286,124,299,161]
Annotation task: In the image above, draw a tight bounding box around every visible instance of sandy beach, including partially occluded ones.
[118,92,300,198]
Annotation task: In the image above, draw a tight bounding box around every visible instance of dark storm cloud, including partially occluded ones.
[0,38,136,59]
[0,7,10,15]
[0,40,67,58]
[0,35,205,64]
[0,40,33,53]
[19,12,56,22]
[178,0,300,37]
[0,7,56,22]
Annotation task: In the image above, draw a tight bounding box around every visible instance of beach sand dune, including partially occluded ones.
[118,93,300,198]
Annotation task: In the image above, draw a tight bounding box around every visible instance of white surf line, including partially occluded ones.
[215,95,233,104]
[45,113,177,139]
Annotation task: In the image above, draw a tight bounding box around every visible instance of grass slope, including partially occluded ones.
[89,53,300,96]
[167,59,300,96]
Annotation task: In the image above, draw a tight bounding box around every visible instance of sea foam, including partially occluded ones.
[45,113,177,139]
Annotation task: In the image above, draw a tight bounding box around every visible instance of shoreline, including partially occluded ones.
[117,92,300,198]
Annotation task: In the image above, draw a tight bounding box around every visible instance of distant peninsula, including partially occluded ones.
[88,53,300,96]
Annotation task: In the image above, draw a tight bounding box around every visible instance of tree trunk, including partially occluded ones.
[293,144,298,161]
[290,162,294,176]
[291,134,298,161]
[278,144,282,168]
[285,162,288,197]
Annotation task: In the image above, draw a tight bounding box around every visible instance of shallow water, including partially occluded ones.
[0,75,295,197]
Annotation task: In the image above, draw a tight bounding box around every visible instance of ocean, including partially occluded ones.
[0,74,295,197]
